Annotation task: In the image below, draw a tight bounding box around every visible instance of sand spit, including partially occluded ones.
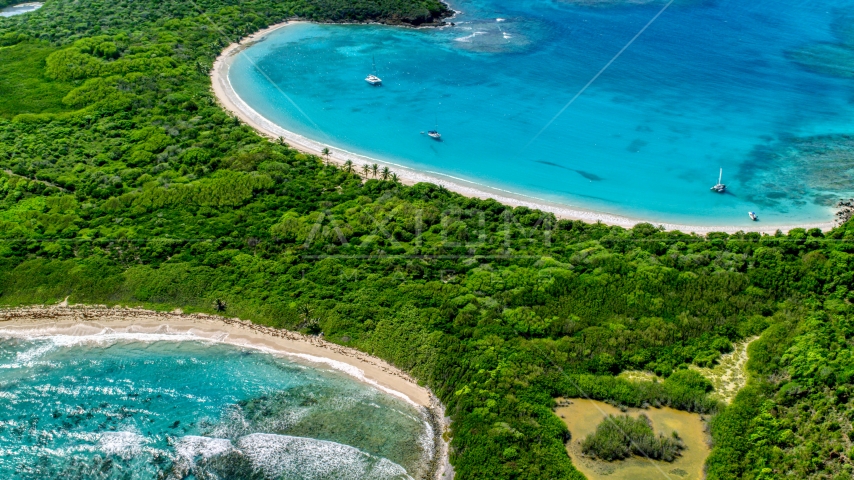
[210,21,835,235]
[0,304,452,480]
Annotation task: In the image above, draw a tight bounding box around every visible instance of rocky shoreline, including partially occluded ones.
[836,198,854,225]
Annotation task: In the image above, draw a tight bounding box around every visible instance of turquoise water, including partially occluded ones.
[0,334,432,479]
[0,3,42,17]
[229,0,854,227]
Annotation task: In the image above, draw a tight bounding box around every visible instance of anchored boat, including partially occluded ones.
[427,113,441,140]
[710,168,726,193]
[749,211,758,221]
[365,56,382,86]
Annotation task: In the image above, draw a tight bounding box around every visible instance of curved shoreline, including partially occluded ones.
[0,304,453,479]
[210,21,837,235]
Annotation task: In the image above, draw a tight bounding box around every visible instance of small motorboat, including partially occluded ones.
[749,211,758,221]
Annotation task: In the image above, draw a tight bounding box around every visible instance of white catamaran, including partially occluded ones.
[365,56,382,86]
[710,168,726,193]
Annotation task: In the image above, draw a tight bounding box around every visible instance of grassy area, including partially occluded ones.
[0,41,76,118]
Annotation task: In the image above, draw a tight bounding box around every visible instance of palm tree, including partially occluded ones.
[299,304,312,326]
[321,147,331,165]
[213,298,227,312]
[370,163,379,178]
[343,159,354,174]
[390,173,399,184]
[362,164,370,178]
[380,166,391,181]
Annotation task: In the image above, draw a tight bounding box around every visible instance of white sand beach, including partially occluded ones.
[210,21,837,235]
[0,304,453,479]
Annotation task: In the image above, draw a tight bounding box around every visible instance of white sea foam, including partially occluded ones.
[0,326,421,406]
[0,322,441,477]
[454,31,487,42]
[236,433,413,480]
[172,433,418,479]
[0,329,211,373]
[212,337,421,407]
[98,431,147,459]
[275,350,419,406]
[0,329,205,349]
[0,341,56,369]
[175,435,235,460]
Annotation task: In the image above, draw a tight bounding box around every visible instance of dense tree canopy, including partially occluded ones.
[2,0,854,478]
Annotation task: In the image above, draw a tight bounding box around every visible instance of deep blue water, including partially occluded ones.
[229,0,854,227]
[0,334,431,479]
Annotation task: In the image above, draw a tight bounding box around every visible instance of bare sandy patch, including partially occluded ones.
[690,336,757,404]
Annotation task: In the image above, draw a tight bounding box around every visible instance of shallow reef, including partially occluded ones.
[738,134,854,211]
[788,9,854,78]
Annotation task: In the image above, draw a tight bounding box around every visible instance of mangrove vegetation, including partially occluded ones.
[581,414,685,462]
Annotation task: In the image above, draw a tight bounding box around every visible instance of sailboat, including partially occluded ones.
[710,168,726,193]
[365,56,382,86]
[427,110,441,140]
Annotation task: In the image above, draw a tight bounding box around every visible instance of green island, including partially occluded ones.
[1,0,854,478]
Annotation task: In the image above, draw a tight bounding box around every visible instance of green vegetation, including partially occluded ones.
[0,41,75,118]
[707,306,854,479]
[581,414,684,462]
[1,0,854,479]
[306,0,451,25]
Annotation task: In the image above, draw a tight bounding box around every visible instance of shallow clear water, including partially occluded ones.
[0,335,430,479]
[0,2,42,17]
[229,0,854,226]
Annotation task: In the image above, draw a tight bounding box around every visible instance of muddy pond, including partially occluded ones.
[556,399,711,480]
